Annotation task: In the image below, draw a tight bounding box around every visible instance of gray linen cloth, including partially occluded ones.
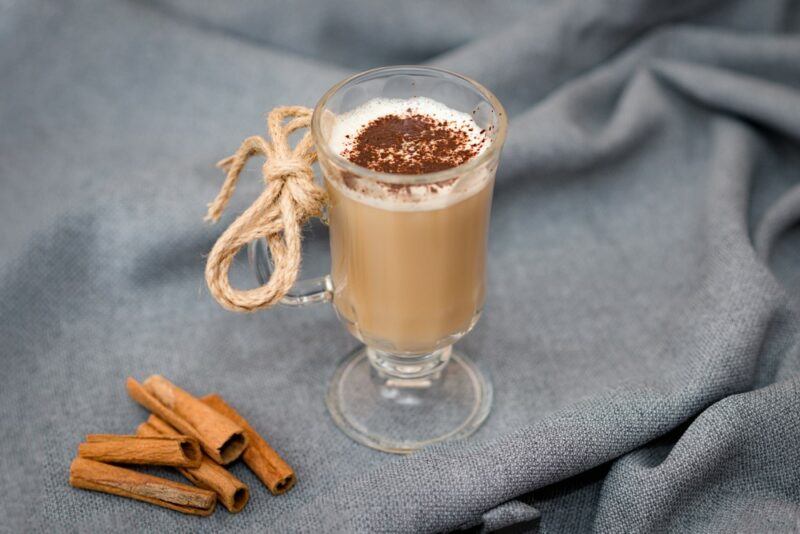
[2,0,800,531]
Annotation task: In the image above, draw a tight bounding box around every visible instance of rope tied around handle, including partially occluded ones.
[204,106,327,312]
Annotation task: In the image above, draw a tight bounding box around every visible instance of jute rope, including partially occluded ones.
[204,106,327,312]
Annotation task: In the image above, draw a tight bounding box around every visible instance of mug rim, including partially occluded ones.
[311,65,507,185]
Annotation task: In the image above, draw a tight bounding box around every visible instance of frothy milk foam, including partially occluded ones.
[329,97,489,158]
[323,96,496,353]
[325,97,492,211]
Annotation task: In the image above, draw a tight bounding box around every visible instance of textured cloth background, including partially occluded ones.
[2,0,800,531]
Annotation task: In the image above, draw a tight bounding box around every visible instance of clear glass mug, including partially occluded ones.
[249,66,507,453]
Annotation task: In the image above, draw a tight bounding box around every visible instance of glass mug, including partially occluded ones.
[249,66,507,453]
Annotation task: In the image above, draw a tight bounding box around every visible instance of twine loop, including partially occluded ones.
[204,106,326,312]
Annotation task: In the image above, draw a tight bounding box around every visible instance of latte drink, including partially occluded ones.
[321,97,497,354]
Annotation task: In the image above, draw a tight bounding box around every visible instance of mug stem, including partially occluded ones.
[366,345,452,386]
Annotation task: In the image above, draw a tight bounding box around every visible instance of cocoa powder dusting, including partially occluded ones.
[341,113,485,174]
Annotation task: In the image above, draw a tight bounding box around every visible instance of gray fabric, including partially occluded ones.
[2,0,800,531]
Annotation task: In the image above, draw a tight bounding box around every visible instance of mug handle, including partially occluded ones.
[247,238,333,307]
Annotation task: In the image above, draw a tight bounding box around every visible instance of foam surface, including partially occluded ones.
[325,97,493,211]
[329,97,489,160]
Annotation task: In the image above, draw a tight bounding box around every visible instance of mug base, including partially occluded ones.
[325,346,492,454]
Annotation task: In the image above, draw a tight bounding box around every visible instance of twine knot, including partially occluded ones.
[262,159,312,184]
[204,106,327,312]
[262,159,325,219]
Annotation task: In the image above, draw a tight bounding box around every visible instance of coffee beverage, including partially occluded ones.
[302,67,506,452]
[322,97,497,354]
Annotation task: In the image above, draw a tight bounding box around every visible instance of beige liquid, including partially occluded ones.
[327,178,494,354]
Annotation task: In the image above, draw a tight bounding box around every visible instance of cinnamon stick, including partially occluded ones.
[69,457,216,516]
[137,417,250,513]
[126,376,248,464]
[78,434,202,468]
[201,394,296,495]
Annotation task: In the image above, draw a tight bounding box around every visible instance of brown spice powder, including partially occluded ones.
[341,113,485,174]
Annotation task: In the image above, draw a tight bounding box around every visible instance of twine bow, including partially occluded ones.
[204,106,327,312]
